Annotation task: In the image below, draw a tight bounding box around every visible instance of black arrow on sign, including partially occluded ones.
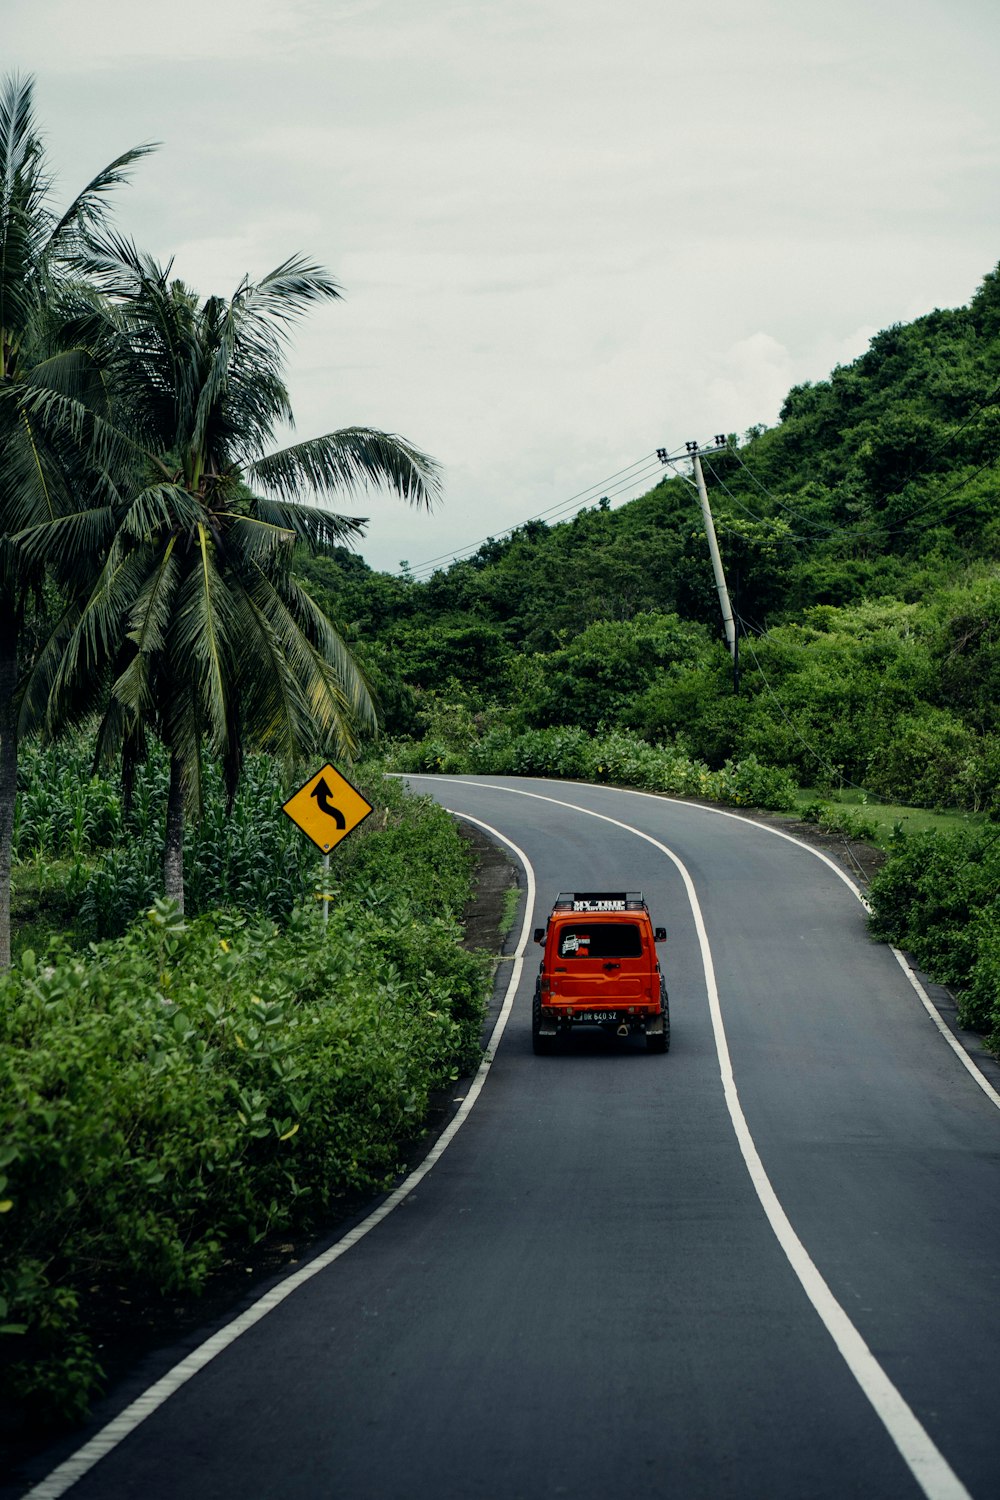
[310,777,346,829]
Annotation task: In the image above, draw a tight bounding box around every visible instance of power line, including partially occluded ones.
[398,400,999,585]
[700,459,807,547]
[727,449,850,537]
[404,453,662,577]
[401,448,685,580]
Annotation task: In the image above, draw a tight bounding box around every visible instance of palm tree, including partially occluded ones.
[19,237,440,911]
[0,73,154,967]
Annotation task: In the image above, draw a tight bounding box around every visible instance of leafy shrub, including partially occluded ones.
[868,827,1000,1042]
[712,755,799,811]
[387,726,798,812]
[511,613,715,733]
[1,890,488,1419]
[472,725,593,779]
[865,707,985,810]
[815,805,882,842]
[965,909,1000,1054]
[1,778,489,1420]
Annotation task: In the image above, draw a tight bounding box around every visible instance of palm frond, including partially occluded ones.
[11,381,144,490]
[275,571,377,728]
[233,255,341,332]
[239,492,366,551]
[120,483,203,541]
[112,642,158,720]
[169,528,237,751]
[13,502,119,573]
[25,345,104,400]
[72,230,171,298]
[125,539,180,654]
[247,427,441,509]
[93,695,139,771]
[47,142,159,256]
[17,596,82,736]
[226,584,320,760]
[221,513,297,564]
[0,76,51,339]
[0,75,37,204]
[240,561,374,750]
[46,540,151,706]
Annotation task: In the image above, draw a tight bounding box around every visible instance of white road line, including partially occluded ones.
[411,775,975,1500]
[611,785,1000,1115]
[25,812,535,1500]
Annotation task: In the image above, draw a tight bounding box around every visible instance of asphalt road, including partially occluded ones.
[20,776,1000,1500]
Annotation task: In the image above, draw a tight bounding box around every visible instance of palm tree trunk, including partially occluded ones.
[164,752,185,913]
[0,611,18,969]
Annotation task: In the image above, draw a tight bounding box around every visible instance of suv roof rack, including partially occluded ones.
[553,891,647,912]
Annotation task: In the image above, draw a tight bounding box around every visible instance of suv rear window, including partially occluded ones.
[558,923,643,959]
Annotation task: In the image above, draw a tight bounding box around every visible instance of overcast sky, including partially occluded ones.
[7,0,1000,574]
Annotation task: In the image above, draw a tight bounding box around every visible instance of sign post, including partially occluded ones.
[281,764,374,923]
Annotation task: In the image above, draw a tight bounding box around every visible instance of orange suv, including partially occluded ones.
[532,892,669,1054]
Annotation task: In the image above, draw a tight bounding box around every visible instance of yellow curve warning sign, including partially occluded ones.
[281,763,373,853]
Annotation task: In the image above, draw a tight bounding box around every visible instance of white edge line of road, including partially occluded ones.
[406,775,977,1500]
[615,785,1000,1114]
[24,812,535,1500]
[432,774,1000,1115]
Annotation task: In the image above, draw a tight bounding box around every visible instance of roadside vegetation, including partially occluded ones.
[2,749,488,1423]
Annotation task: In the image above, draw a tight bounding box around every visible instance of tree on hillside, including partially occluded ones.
[0,73,154,968]
[18,237,440,912]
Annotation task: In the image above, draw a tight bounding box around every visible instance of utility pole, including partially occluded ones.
[659,436,740,692]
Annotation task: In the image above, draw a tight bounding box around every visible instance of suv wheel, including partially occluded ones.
[647,992,670,1054]
[532,989,555,1055]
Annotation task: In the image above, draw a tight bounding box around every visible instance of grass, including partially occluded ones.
[499,881,522,942]
[9,855,81,959]
[793,787,990,846]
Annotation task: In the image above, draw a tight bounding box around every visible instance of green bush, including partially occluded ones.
[815,804,882,842]
[471,725,593,779]
[387,726,798,813]
[1,775,489,1421]
[1,890,488,1419]
[965,909,1000,1054]
[865,707,985,810]
[510,613,715,733]
[868,827,1000,1043]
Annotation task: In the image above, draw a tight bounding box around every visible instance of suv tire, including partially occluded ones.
[532,988,555,1055]
[647,991,670,1054]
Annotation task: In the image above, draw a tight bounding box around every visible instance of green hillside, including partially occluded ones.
[298,265,1000,817]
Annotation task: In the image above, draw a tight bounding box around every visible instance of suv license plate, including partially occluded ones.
[572,1011,623,1023]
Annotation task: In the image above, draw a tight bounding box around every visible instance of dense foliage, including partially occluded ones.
[11,740,475,947]
[1,764,490,1421]
[868,828,1000,1050]
[388,722,797,812]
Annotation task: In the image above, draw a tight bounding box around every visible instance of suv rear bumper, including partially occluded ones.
[538,1003,665,1036]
